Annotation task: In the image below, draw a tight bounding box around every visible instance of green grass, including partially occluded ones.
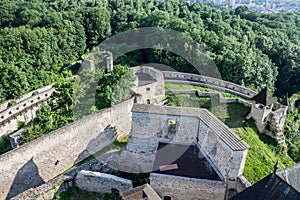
[166,94,249,128]
[233,125,294,183]
[165,83,250,101]
[53,186,121,200]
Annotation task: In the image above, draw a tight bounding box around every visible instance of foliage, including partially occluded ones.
[95,65,134,110]
[1,0,300,103]
[284,93,300,162]
[53,186,121,200]
[22,65,133,143]
[0,135,12,155]
[22,72,76,143]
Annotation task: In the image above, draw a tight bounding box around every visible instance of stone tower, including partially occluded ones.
[248,88,288,145]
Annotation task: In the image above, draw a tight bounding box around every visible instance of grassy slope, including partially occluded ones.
[166,84,295,183]
[234,126,294,183]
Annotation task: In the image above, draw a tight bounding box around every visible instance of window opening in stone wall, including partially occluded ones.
[146,87,150,91]
[142,191,147,198]
[168,119,177,134]
[147,99,151,104]
[164,196,172,200]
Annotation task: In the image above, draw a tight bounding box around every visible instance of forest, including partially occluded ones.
[0,0,299,162]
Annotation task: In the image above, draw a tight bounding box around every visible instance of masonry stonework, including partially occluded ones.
[150,173,226,200]
[0,98,134,200]
[75,170,133,193]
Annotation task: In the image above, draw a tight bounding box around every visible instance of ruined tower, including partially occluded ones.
[248,88,288,145]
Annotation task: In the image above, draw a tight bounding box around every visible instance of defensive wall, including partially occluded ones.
[0,98,134,200]
[0,85,55,137]
[0,84,54,113]
[162,71,257,99]
[166,89,251,107]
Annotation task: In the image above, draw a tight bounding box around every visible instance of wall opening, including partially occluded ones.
[142,191,147,198]
[164,196,172,200]
[168,119,177,134]
[146,87,150,91]
[147,99,151,104]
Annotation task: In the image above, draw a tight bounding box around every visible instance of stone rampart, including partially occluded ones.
[150,173,226,200]
[0,84,54,113]
[0,98,133,200]
[163,71,257,99]
[0,86,55,137]
[75,170,133,193]
[166,89,251,107]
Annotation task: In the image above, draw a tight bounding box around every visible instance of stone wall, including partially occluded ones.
[0,84,54,113]
[197,120,248,179]
[118,150,156,173]
[11,175,73,200]
[75,170,133,193]
[163,71,257,99]
[132,66,165,105]
[166,89,251,107]
[124,104,248,179]
[131,112,199,145]
[150,173,226,200]
[0,85,55,137]
[0,98,133,200]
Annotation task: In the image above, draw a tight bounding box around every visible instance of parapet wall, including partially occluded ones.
[0,98,133,200]
[163,71,257,99]
[0,85,55,137]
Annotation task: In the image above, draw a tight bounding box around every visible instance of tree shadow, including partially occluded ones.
[6,157,44,200]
